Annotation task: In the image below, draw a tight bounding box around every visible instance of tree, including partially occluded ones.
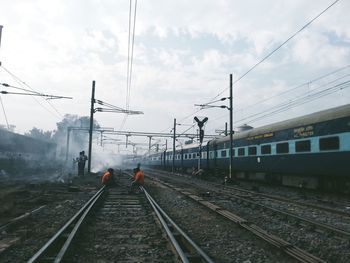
[51,114,100,158]
[25,127,52,141]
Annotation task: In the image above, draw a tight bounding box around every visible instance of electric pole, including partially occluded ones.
[229,74,234,179]
[88,80,95,174]
[172,118,176,173]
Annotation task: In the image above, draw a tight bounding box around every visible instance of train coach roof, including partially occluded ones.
[212,103,350,144]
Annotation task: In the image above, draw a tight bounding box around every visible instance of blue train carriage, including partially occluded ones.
[156,143,201,173]
[209,104,350,190]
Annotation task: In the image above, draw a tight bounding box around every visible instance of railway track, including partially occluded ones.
[149,168,350,218]
[146,174,325,263]
[146,169,350,238]
[27,173,214,263]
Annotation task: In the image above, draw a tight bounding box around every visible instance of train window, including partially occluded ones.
[261,145,271,154]
[184,154,187,160]
[248,146,257,156]
[276,142,289,154]
[193,153,196,159]
[295,140,311,152]
[319,136,339,151]
[238,148,245,156]
[221,150,227,157]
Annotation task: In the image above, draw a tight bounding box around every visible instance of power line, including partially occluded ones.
[235,64,350,112]
[161,0,342,137]
[235,79,350,125]
[207,0,342,103]
[0,95,9,129]
[0,65,63,119]
[205,66,350,133]
[120,0,138,130]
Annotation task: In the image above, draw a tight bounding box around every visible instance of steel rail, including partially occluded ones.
[146,169,350,238]
[150,178,325,263]
[27,186,105,263]
[223,184,350,219]
[142,186,214,263]
[0,205,46,232]
[54,189,105,263]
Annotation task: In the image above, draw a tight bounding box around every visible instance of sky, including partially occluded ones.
[0,0,350,154]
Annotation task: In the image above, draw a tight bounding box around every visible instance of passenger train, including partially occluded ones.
[126,104,350,191]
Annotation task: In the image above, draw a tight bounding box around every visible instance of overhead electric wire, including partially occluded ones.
[235,79,350,125]
[0,65,62,119]
[236,74,350,124]
[234,64,350,112]
[120,0,138,130]
[125,0,132,110]
[206,66,350,134]
[207,0,342,103]
[1,82,41,94]
[180,0,342,128]
[0,95,9,129]
[127,0,138,110]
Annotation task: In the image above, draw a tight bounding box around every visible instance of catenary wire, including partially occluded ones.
[120,0,138,130]
[171,0,342,132]
[0,95,10,129]
[236,80,350,125]
[0,65,62,119]
[206,0,342,104]
[206,67,350,134]
[234,64,350,112]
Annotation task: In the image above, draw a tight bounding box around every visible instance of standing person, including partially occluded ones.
[77,151,88,176]
[130,167,144,193]
[101,168,114,186]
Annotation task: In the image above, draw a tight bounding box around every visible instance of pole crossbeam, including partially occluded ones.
[102,130,218,139]
[94,107,143,114]
[68,126,218,139]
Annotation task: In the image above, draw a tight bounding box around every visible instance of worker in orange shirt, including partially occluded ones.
[130,167,144,193]
[101,168,114,186]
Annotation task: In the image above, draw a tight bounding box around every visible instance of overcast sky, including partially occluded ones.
[0,0,349,153]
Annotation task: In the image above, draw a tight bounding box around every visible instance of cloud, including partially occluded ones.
[0,0,349,155]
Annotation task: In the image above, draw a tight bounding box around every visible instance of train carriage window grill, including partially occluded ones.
[276,142,289,154]
[221,150,227,157]
[238,148,245,156]
[261,145,271,155]
[296,140,311,152]
[319,136,339,151]
[248,146,257,156]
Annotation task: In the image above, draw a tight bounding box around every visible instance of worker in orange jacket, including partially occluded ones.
[130,167,144,193]
[101,168,114,186]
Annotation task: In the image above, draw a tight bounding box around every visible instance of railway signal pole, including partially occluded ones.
[194,116,208,170]
[194,73,234,180]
